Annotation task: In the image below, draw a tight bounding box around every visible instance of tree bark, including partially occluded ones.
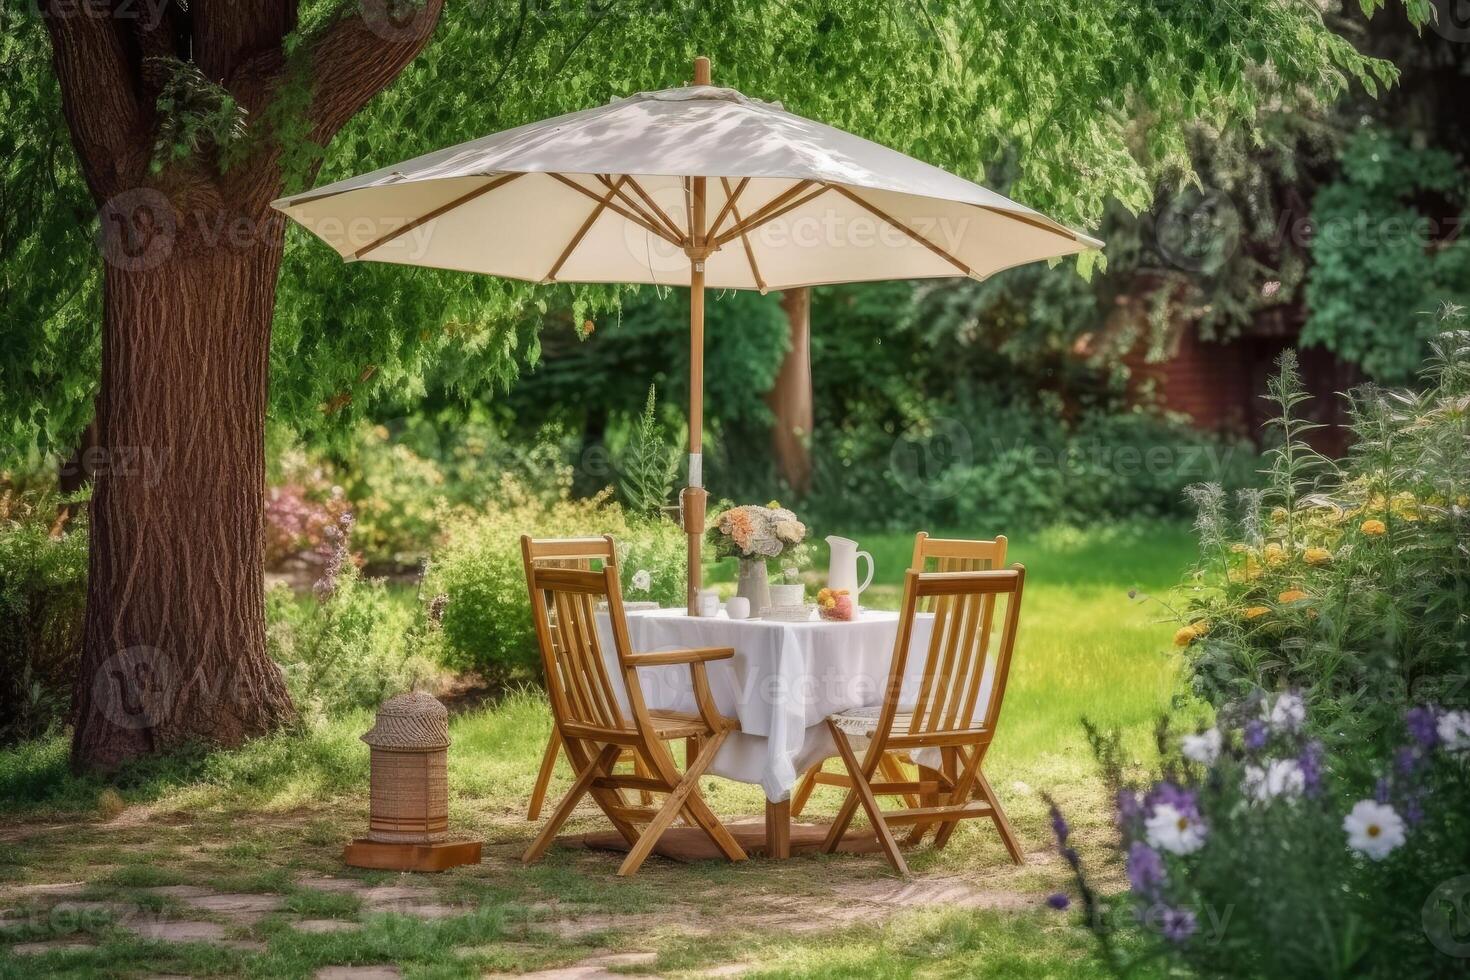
[768,288,814,495]
[42,0,447,771]
[71,213,295,770]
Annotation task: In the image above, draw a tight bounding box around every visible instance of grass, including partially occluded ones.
[0,521,1198,978]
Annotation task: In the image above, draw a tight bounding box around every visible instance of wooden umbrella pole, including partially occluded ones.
[682,55,712,614]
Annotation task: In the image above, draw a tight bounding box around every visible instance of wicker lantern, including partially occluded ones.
[343,692,481,872]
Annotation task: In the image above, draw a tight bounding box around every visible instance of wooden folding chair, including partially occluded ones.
[525,547,651,822]
[820,564,1026,875]
[789,533,1008,818]
[520,535,747,875]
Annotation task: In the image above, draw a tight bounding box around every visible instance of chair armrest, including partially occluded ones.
[624,647,735,667]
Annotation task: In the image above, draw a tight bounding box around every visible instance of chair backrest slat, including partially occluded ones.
[910,532,1007,612]
[887,563,1025,740]
[522,536,628,734]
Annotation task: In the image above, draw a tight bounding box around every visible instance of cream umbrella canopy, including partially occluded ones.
[272,57,1102,612]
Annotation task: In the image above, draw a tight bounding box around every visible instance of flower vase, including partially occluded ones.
[736,558,771,616]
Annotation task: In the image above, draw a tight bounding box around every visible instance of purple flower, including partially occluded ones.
[1406,706,1440,749]
[1243,719,1268,751]
[1395,745,1423,779]
[1049,804,1071,847]
[1116,789,1142,827]
[1375,777,1391,804]
[1127,841,1167,897]
[1404,793,1425,827]
[1046,893,1071,911]
[1298,740,1324,796]
[1158,905,1198,944]
[1145,781,1200,820]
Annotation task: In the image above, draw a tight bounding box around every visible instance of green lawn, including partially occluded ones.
[0,522,1197,978]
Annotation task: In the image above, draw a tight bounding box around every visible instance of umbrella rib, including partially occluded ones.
[705,176,749,242]
[350,172,524,261]
[827,184,975,278]
[551,173,682,247]
[545,176,629,282]
[617,176,689,246]
[975,205,1082,243]
[720,177,765,292]
[711,180,823,248]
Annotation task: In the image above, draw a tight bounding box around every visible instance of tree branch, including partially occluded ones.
[299,0,446,146]
[41,0,151,201]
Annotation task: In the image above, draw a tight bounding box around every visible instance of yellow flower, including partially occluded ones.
[1278,589,1309,604]
[1230,543,1250,554]
[1263,542,1288,565]
[766,500,782,509]
[1304,547,1331,565]
[1244,606,1270,619]
[1457,496,1469,508]
[1173,621,1209,647]
[1360,519,1387,536]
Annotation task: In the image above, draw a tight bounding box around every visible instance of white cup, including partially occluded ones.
[697,589,720,618]
[726,596,750,620]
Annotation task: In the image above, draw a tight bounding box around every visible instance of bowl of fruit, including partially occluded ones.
[816,587,856,621]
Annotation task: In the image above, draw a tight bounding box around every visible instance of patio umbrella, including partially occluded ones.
[273,57,1102,613]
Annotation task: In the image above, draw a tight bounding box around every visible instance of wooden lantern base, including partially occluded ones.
[342,838,482,872]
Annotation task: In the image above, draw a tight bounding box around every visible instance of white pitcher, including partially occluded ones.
[825,535,874,599]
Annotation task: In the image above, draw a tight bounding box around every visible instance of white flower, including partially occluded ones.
[1268,692,1306,733]
[1145,803,1207,855]
[630,569,652,593]
[1182,728,1222,766]
[1343,799,1406,860]
[1437,710,1470,754]
[1243,759,1306,802]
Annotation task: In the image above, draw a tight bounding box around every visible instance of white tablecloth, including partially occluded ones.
[593,608,936,801]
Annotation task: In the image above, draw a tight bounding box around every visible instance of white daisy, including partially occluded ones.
[1268,692,1306,733]
[1343,799,1406,860]
[1182,728,1222,766]
[630,569,652,593]
[1243,758,1305,802]
[1144,803,1207,855]
[1437,710,1470,754]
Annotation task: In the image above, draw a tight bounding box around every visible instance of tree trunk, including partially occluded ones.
[768,288,814,495]
[70,212,294,771]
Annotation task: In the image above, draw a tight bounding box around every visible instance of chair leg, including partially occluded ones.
[523,742,620,864]
[879,754,921,809]
[822,723,907,875]
[617,733,731,876]
[527,727,563,821]
[906,762,945,846]
[959,767,1024,863]
[632,750,655,805]
[789,763,822,817]
[926,744,985,850]
[674,732,747,863]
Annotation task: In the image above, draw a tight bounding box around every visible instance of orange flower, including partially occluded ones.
[1174,621,1209,647]
[1278,589,1309,604]
[1304,547,1331,565]
[1360,519,1387,536]
[1263,542,1287,565]
[1244,606,1270,619]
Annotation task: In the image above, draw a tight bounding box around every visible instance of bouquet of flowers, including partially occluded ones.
[707,501,807,561]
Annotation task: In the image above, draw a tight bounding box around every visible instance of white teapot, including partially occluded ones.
[825,535,874,599]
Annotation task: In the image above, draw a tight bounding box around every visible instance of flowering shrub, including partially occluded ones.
[0,488,86,743]
[1051,696,1470,977]
[264,448,351,567]
[422,474,688,678]
[1176,328,1470,737]
[266,511,440,719]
